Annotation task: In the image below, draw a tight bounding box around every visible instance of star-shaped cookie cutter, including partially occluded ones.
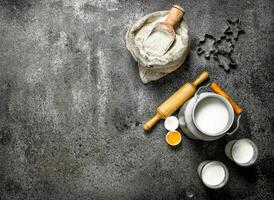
[224,19,245,40]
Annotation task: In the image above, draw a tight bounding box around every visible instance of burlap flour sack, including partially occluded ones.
[126,11,190,83]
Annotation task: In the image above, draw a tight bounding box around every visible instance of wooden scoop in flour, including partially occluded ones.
[143,5,185,56]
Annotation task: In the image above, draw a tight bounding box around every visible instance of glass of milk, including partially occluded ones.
[225,138,258,167]
[197,161,229,189]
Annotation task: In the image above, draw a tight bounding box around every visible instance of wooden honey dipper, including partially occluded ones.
[144,71,209,131]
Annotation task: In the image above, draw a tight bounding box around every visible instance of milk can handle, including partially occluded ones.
[226,115,241,135]
[194,83,211,101]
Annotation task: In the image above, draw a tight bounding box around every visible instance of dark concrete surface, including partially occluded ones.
[0,0,273,199]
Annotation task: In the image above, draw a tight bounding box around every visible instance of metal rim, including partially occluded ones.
[231,139,258,167]
[192,94,234,137]
[200,161,229,189]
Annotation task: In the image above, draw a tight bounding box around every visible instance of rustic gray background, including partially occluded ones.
[0,0,273,199]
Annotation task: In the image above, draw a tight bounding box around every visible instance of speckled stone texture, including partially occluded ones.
[0,0,273,199]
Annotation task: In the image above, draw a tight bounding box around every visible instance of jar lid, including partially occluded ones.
[164,116,179,131]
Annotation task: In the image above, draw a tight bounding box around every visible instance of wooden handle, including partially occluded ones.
[210,82,243,115]
[165,5,184,28]
[143,113,162,131]
[192,71,209,87]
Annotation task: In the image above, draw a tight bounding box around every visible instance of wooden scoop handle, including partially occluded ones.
[210,82,243,115]
[165,5,184,28]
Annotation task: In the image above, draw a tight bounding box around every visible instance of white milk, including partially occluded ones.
[195,98,229,135]
[202,162,225,186]
[143,31,173,56]
[232,140,254,164]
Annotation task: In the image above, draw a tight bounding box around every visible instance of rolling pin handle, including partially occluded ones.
[143,113,162,131]
[192,71,209,88]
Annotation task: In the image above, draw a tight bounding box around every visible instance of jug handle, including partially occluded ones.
[227,115,241,135]
[194,83,211,101]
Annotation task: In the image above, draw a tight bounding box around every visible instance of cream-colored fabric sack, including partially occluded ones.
[126,11,190,84]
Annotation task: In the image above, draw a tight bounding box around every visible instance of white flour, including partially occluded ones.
[143,30,174,56]
[195,97,229,135]
[232,140,254,164]
[202,162,225,186]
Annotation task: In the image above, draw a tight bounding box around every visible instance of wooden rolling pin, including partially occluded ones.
[210,82,243,115]
[143,71,209,131]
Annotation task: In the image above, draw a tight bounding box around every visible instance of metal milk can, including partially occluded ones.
[178,84,242,141]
